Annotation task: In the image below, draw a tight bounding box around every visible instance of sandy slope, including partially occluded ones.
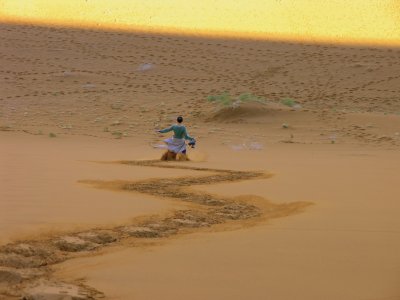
[0,133,197,245]
[1,22,400,299]
[54,143,400,300]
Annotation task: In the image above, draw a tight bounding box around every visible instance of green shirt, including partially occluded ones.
[159,125,194,140]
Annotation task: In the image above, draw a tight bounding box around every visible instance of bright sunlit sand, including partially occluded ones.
[1,0,400,45]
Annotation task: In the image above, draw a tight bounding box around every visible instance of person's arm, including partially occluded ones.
[158,126,173,134]
[183,127,195,141]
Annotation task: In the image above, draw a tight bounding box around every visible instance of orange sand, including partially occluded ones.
[54,143,400,300]
[1,22,400,299]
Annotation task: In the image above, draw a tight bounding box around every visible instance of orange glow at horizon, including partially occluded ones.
[1,0,400,45]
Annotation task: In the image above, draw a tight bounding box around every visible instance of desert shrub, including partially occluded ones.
[49,132,57,138]
[207,92,265,108]
[112,131,123,139]
[207,92,232,106]
[280,98,297,107]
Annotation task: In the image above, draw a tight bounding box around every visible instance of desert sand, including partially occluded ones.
[1,22,400,299]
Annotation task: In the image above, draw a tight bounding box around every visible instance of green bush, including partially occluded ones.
[207,92,232,106]
[207,92,265,108]
[280,98,297,107]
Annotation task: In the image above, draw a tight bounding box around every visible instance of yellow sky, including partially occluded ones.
[1,0,399,44]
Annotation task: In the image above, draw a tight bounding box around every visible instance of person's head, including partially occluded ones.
[177,116,183,123]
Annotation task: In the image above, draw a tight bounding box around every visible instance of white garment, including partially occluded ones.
[164,137,186,153]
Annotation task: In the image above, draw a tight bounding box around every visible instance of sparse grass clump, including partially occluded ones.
[280,98,297,107]
[112,131,123,139]
[207,92,232,106]
[49,132,57,138]
[207,92,266,108]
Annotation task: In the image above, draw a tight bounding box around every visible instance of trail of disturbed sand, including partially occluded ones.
[0,160,312,299]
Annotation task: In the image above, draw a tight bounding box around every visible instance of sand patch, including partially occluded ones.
[0,159,311,298]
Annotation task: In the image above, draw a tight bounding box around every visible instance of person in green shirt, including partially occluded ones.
[157,116,195,160]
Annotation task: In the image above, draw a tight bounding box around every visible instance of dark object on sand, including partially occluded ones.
[161,150,177,161]
[161,150,189,161]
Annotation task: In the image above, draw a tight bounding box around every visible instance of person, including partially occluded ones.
[157,116,196,161]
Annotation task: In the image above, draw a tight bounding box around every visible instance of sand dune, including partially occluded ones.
[54,144,400,300]
[1,22,400,299]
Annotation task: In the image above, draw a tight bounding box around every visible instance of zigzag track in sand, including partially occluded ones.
[0,160,312,299]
